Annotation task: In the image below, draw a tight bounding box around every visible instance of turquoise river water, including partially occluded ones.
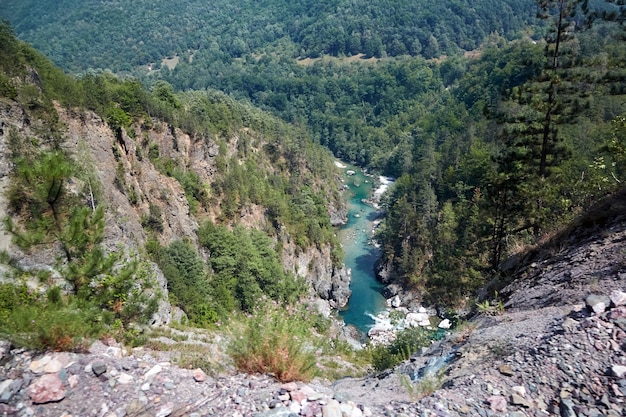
[336,165,387,334]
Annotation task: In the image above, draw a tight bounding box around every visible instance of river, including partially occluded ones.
[335,163,388,334]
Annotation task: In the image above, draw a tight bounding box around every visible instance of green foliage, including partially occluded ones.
[400,374,444,401]
[476,291,505,315]
[151,240,219,327]
[0,282,116,351]
[370,327,445,372]
[1,125,159,350]
[606,114,626,180]
[8,150,71,216]
[1,0,537,73]
[141,203,164,233]
[228,301,320,382]
[374,8,626,306]
[198,221,305,313]
[106,106,132,131]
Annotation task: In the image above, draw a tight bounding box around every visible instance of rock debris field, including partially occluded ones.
[0,289,626,417]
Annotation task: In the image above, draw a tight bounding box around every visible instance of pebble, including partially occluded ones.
[43,358,63,374]
[193,368,207,382]
[586,294,611,314]
[610,290,626,307]
[144,364,162,381]
[486,395,507,413]
[117,373,134,384]
[611,364,626,378]
[322,399,342,417]
[92,361,107,377]
[498,364,514,376]
[510,393,531,408]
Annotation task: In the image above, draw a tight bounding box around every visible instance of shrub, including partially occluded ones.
[0,284,105,351]
[228,302,319,382]
[141,203,164,233]
[199,222,306,313]
[370,327,445,372]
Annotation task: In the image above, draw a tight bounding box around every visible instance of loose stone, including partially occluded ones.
[28,374,66,404]
[92,361,107,377]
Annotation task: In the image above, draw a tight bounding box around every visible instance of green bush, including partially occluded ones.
[0,283,105,351]
[150,240,221,327]
[370,327,445,372]
[141,203,164,233]
[2,130,160,349]
[228,302,319,382]
[199,222,306,313]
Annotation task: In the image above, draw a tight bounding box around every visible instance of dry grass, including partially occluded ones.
[228,302,321,382]
[232,334,317,382]
[400,374,444,401]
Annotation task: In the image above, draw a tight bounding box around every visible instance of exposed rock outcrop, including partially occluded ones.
[0,99,351,322]
[282,239,351,309]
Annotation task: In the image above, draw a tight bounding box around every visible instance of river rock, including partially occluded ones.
[322,399,342,417]
[144,364,162,381]
[0,379,18,404]
[340,401,363,417]
[29,355,52,374]
[92,361,107,377]
[192,368,207,382]
[117,373,134,384]
[43,357,64,374]
[611,365,626,378]
[405,312,430,327]
[487,395,507,413]
[438,319,452,329]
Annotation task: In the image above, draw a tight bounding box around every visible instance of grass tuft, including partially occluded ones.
[228,301,320,382]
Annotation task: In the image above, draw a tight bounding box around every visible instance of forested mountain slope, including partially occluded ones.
[1,0,537,73]
[0,24,350,348]
[374,11,626,308]
[0,0,543,170]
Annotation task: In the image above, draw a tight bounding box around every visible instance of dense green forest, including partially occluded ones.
[0,0,541,168]
[374,3,626,306]
[1,0,537,72]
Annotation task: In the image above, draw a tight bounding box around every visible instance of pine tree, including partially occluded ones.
[488,0,584,267]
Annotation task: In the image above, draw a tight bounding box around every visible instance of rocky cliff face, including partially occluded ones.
[281,238,351,309]
[0,97,351,320]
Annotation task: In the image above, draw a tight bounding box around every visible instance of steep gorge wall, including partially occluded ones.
[0,99,351,321]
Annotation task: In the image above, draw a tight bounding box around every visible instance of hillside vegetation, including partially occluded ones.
[0,0,540,169]
[1,0,537,72]
[0,0,625,382]
[0,23,347,355]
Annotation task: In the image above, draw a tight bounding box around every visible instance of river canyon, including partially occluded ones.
[336,163,389,334]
